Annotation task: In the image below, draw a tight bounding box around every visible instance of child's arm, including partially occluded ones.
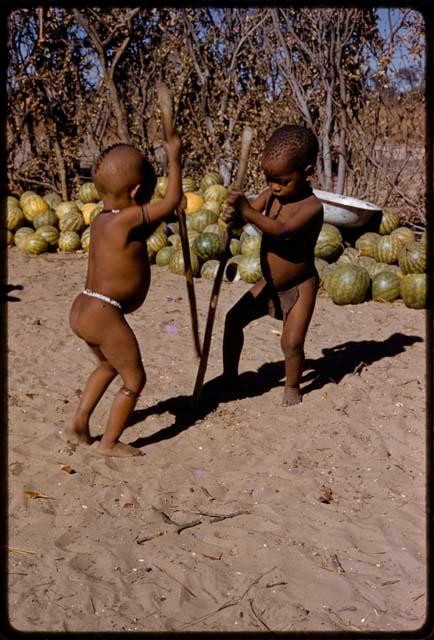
[228,190,322,237]
[220,187,269,224]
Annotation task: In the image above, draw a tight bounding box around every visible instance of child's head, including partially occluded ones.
[92,144,157,205]
[261,125,318,198]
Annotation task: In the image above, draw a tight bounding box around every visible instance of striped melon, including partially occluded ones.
[337,247,359,264]
[376,235,401,264]
[314,257,329,281]
[239,255,263,284]
[169,249,200,277]
[155,176,168,197]
[224,255,244,282]
[182,177,198,193]
[203,184,228,203]
[390,226,415,247]
[398,241,427,274]
[35,225,59,247]
[156,246,175,267]
[147,230,168,256]
[400,274,427,309]
[200,172,224,193]
[80,227,91,251]
[314,223,342,261]
[326,264,370,305]
[200,259,220,280]
[7,205,25,232]
[89,202,104,224]
[168,234,182,250]
[79,182,100,203]
[33,209,58,229]
[204,224,228,249]
[7,195,20,208]
[321,262,338,290]
[190,209,218,232]
[202,200,221,215]
[43,192,63,210]
[58,231,81,252]
[241,234,261,256]
[230,238,241,256]
[371,271,401,302]
[355,232,381,259]
[19,191,37,208]
[22,195,49,221]
[6,230,14,247]
[14,227,35,249]
[379,208,400,234]
[59,212,85,233]
[184,192,204,214]
[56,201,81,220]
[22,233,48,255]
[192,232,223,261]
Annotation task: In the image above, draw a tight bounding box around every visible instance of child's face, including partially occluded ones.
[262,157,310,199]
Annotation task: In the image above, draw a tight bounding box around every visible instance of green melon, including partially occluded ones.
[355,232,381,259]
[314,257,329,280]
[230,238,241,256]
[203,223,228,249]
[14,227,35,249]
[326,264,370,305]
[379,208,400,234]
[400,274,427,309]
[35,225,59,247]
[19,191,37,208]
[43,191,63,210]
[80,227,91,251]
[22,195,49,222]
[376,235,401,264]
[168,234,182,250]
[7,205,25,232]
[337,247,359,264]
[6,230,14,247]
[169,249,200,277]
[200,259,220,280]
[200,172,224,193]
[321,262,338,290]
[314,223,342,261]
[22,233,48,255]
[147,230,168,255]
[190,208,219,232]
[7,195,20,208]
[241,234,261,256]
[79,182,100,203]
[182,176,198,193]
[239,255,263,284]
[58,231,81,252]
[56,201,81,220]
[192,232,223,261]
[390,226,416,247]
[155,246,175,267]
[33,209,58,229]
[398,241,427,274]
[203,184,228,203]
[201,200,221,216]
[59,212,85,233]
[371,271,401,302]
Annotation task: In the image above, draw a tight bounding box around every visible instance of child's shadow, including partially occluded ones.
[128,331,422,449]
[0,284,23,302]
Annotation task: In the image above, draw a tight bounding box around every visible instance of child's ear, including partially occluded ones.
[304,164,314,178]
[130,184,141,202]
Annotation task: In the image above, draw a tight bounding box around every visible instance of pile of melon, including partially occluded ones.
[4,175,427,308]
[313,210,427,309]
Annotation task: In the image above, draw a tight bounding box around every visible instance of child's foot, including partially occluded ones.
[282,386,302,406]
[63,421,94,446]
[95,441,144,458]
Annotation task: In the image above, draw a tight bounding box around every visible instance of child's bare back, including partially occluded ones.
[66,138,182,457]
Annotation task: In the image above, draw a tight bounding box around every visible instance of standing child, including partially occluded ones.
[221,125,323,405]
[66,136,183,456]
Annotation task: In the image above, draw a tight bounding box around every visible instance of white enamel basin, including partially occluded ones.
[313,189,382,228]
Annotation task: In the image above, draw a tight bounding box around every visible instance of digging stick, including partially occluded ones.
[158,83,201,358]
[192,126,254,404]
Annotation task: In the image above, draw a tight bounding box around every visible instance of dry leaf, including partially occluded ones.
[61,465,76,474]
[24,490,52,499]
[318,487,333,504]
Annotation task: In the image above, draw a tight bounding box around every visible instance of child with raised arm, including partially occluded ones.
[221,125,323,406]
[66,136,183,457]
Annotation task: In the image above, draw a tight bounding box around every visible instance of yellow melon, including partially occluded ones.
[184,192,204,215]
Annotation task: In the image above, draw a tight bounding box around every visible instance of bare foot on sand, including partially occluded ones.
[63,421,94,446]
[282,386,302,406]
[95,441,144,458]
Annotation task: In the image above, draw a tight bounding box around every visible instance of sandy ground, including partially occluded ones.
[6,248,427,633]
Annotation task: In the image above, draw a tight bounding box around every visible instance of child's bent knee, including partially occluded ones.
[122,369,146,395]
[281,339,304,359]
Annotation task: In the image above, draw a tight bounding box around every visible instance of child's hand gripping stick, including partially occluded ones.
[158,83,201,359]
[193,126,254,404]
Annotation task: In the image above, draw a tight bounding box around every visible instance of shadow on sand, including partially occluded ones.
[127,331,423,450]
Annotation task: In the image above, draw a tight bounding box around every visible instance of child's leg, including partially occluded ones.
[66,345,118,444]
[280,274,319,406]
[96,316,146,458]
[223,278,269,381]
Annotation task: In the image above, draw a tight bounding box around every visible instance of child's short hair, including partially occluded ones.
[92,143,156,197]
[262,125,319,170]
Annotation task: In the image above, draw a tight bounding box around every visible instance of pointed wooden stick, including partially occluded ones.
[158,83,201,358]
[192,126,254,404]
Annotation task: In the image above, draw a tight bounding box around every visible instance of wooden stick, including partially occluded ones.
[192,126,254,404]
[157,83,201,358]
